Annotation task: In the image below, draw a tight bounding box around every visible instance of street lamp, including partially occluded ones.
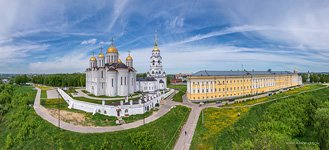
[57,87,61,128]
[142,92,146,125]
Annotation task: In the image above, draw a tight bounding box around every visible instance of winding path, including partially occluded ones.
[33,85,328,149]
[33,88,177,133]
[173,85,329,150]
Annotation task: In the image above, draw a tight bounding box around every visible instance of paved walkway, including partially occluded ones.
[34,88,177,133]
[173,85,329,150]
[74,89,142,101]
[47,89,60,99]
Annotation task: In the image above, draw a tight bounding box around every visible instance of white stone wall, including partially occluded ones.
[117,69,129,96]
[58,88,174,117]
[105,71,117,96]
[136,80,158,92]
[128,72,136,94]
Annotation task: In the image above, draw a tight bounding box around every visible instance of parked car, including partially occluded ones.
[216,101,222,104]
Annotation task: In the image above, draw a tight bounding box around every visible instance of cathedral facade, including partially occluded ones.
[86,35,167,96]
[86,42,136,96]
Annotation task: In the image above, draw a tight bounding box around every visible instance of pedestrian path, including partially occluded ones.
[173,85,328,150]
[33,88,177,133]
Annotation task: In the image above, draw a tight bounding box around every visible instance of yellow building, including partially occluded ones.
[186,70,302,101]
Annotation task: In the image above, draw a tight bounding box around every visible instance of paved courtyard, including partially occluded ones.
[47,89,60,99]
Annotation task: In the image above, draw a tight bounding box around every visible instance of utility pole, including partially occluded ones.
[201,109,204,124]
[58,88,61,128]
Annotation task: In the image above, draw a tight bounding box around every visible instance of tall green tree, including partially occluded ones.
[314,108,329,149]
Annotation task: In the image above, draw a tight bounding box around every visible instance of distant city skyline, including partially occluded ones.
[1,0,329,74]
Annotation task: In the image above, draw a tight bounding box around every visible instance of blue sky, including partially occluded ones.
[1,0,329,74]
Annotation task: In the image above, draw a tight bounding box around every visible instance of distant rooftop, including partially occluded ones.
[192,70,294,76]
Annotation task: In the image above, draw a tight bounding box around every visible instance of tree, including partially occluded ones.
[314,108,329,149]
[14,75,30,85]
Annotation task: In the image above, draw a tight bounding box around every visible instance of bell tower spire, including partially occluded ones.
[153,30,159,51]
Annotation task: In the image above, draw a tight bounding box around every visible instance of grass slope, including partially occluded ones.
[191,84,328,150]
[0,86,191,149]
[168,84,186,102]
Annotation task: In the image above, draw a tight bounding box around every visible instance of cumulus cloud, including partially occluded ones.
[81,38,97,45]
[2,0,329,73]
[0,42,48,65]
[28,53,88,73]
[218,0,329,51]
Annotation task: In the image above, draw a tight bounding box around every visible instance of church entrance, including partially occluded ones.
[116,109,121,117]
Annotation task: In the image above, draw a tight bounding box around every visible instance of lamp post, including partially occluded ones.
[58,87,61,128]
[142,92,146,125]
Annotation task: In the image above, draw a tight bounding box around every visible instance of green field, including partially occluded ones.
[82,89,141,98]
[168,84,187,102]
[41,95,158,126]
[191,85,329,150]
[0,85,191,149]
[72,96,140,105]
[231,84,326,107]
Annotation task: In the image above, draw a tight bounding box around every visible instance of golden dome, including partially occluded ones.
[98,53,105,58]
[118,58,122,63]
[126,55,133,60]
[90,56,96,61]
[153,46,160,51]
[107,46,118,53]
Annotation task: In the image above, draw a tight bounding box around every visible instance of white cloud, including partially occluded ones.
[218,0,329,51]
[28,53,88,73]
[107,0,128,31]
[123,42,329,74]
[81,38,97,45]
[0,42,48,65]
[166,16,184,30]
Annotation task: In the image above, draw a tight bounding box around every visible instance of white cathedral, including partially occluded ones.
[86,35,167,96]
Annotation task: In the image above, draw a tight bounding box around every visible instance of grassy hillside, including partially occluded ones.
[168,84,186,102]
[191,84,329,150]
[0,85,191,150]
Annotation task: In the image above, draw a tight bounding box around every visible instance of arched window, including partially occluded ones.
[152,60,155,65]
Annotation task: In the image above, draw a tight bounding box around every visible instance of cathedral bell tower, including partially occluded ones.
[148,31,165,77]
[147,31,167,90]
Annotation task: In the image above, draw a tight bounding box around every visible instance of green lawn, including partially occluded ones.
[41,98,68,109]
[124,109,157,124]
[41,97,157,126]
[73,96,140,105]
[230,84,326,106]
[82,89,141,98]
[191,86,329,150]
[168,84,187,102]
[0,85,191,149]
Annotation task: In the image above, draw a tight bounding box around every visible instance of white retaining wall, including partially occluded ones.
[58,88,174,117]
